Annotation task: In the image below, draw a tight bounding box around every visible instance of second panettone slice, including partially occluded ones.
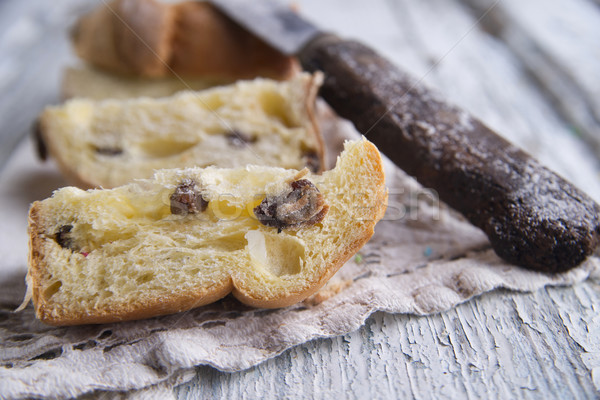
[37,73,324,188]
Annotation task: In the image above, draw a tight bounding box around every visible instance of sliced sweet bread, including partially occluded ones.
[37,73,324,189]
[70,0,297,80]
[26,139,388,326]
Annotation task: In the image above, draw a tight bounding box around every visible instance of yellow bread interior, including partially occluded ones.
[27,139,387,325]
[40,73,323,188]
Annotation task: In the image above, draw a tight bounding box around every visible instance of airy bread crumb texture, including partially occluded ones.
[40,73,324,188]
[27,139,387,325]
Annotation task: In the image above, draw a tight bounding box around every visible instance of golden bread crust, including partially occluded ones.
[71,0,296,80]
[169,2,297,80]
[71,0,175,77]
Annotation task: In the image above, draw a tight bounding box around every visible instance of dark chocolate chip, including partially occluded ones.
[254,179,328,231]
[170,180,208,215]
[32,119,48,161]
[55,225,75,250]
[226,130,256,148]
[94,146,123,156]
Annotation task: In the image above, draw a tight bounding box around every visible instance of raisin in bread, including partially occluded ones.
[37,73,324,189]
[61,65,229,100]
[71,0,296,80]
[26,139,387,326]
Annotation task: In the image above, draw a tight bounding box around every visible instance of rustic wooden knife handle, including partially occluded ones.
[299,34,600,273]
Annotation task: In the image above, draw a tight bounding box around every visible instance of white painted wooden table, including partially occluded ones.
[1,0,599,398]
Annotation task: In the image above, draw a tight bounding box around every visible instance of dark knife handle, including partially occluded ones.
[299,34,600,273]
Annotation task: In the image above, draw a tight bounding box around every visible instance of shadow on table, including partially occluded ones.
[10,167,70,206]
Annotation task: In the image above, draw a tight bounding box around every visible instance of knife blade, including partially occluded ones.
[209,0,600,273]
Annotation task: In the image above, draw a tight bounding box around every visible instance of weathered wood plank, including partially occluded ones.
[462,0,600,158]
[174,282,599,399]
[547,281,600,392]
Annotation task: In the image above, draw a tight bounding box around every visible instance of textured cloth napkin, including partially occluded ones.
[1,109,598,399]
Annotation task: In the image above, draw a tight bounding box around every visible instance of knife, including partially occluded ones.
[209,0,600,273]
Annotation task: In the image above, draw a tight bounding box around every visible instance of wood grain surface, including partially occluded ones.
[175,284,600,399]
[0,0,598,398]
